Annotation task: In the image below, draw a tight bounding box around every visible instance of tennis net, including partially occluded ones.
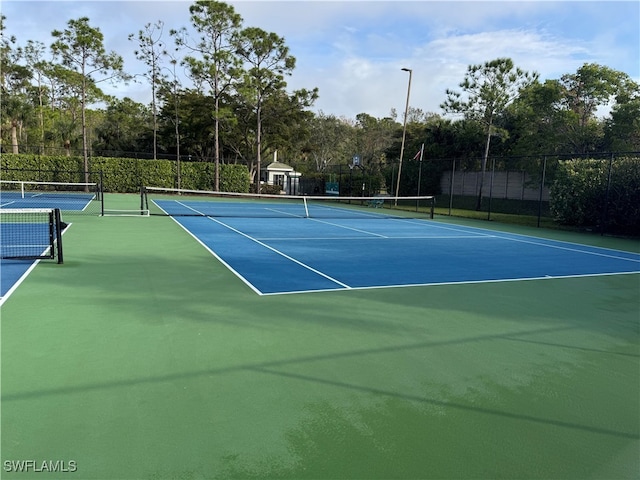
[0,180,102,214]
[142,187,435,219]
[0,208,65,263]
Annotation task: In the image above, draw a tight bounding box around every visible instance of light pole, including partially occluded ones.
[395,67,412,205]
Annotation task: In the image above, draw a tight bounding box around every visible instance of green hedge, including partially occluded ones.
[550,157,640,234]
[0,154,250,193]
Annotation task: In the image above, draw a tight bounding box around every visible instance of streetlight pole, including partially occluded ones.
[395,67,412,206]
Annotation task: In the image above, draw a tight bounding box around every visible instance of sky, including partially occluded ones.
[2,0,639,120]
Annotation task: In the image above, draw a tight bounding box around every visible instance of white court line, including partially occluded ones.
[496,235,640,263]
[260,271,640,296]
[307,218,389,238]
[0,260,42,307]
[0,223,73,307]
[406,219,640,262]
[256,235,493,241]
[168,200,352,292]
[393,218,496,237]
[158,200,639,295]
[166,216,264,295]
[207,217,352,290]
[264,207,305,218]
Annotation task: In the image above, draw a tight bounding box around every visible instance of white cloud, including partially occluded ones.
[3,0,638,121]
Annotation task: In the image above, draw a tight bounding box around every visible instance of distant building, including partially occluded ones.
[264,151,301,194]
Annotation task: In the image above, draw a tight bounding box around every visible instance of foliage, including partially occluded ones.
[50,16,130,183]
[128,20,167,160]
[1,153,250,193]
[441,58,538,208]
[173,0,243,189]
[304,113,354,172]
[604,85,640,151]
[93,97,153,154]
[1,1,640,214]
[549,157,640,234]
[235,25,298,191]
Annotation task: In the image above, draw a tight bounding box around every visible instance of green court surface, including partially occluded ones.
[1,194,639,479]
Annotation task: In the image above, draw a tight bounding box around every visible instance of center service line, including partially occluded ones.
[207,217,353,290]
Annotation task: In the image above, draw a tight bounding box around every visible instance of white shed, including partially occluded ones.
[264,152,301,194]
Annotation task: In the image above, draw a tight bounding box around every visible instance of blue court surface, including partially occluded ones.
[0,190,95,210]
[0,210,66,303]
[0,259,39,303]
[0,187,90,302]
[157,200,640,295]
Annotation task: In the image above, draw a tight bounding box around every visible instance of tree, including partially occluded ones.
[235,26,295,192]
[0,14,33,153]
[156,53,184,187]
[501,80,564,156]
[441,58,538,209]
[604,83,640,151]
[173,0,243,190]
[23,40,50,155]
[305,112,354,172]
[560,63,636,153]
[129,21,167,160]
[158,89,216,161]
[51,17,129,184]
[93,97,153,155]
[42,63,87,156]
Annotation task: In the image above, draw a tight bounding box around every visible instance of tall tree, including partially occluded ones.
[156,53,184,187]
[603,79,640,152]
[559,63,633,153]
[235,27,295,193]
[93,97,152,155]
[158,89,216,161]
[129,21,167,160]
[0,14,33,153]
[306,112,354,172]
[23,40,50,155]
[502,79,568,156]
[173,0,243,190]
[51,17,129,184]
[441,58,538,209]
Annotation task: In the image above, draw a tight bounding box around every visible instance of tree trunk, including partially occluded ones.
[256,101,262,194]
[11,120,19,154]
[214,94,220,191]
[81,77,89,190]
[476,128,492,210]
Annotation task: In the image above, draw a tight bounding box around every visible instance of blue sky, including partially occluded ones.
[3,1,639,120]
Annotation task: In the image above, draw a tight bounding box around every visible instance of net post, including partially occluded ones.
[99,171,105,216]
[54,208,64,264]
[140,186,146,214]
[21,181,25,198]
[430,196,435,219]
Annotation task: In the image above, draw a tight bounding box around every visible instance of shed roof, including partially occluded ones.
[266,161,294,171]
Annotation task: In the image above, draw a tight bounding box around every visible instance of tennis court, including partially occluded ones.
[0,180,99,302]
[0,208,65,302]
[0,180,99,211]
[155,198,640,295]
[1,193,639,479]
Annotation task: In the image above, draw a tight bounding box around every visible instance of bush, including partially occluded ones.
[1,154,250,194]
[550,157,640,234]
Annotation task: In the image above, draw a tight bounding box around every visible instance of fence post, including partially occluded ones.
[487,156,496,221]
[537,156,547,228]
[601,153,614,235]
[448,158,455,216]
